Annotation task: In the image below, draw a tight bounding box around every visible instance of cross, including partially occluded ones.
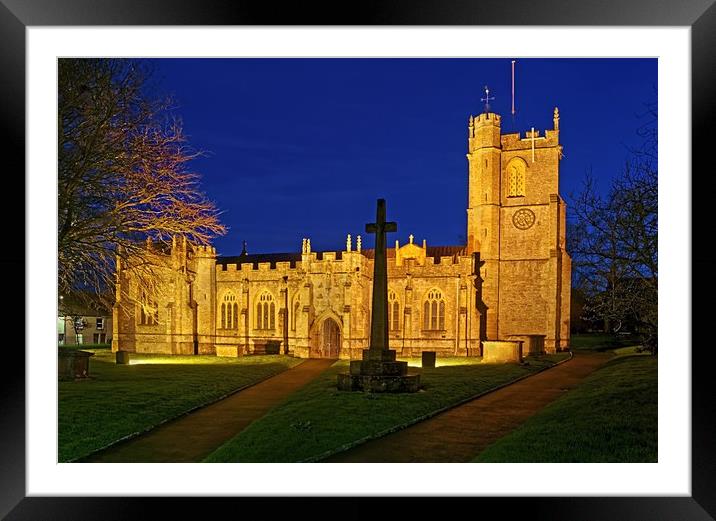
[526,127,545,163]
[481,85,494,113]
[366,199,397,351]
[365,198,397,239]
[409,234,414,244]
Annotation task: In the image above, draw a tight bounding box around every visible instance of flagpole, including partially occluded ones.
[511,60,516,116]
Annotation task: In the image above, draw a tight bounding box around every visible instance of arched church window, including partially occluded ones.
[138,291,158,326]
[507,159,526,197]
[256,291,276,330]
[220,292,238,329]
[423,289,446,330]
[388,290,400,331]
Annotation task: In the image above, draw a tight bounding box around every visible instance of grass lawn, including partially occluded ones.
[204,353,569,462]
[472,355,657,462]
[570,333,642,352]
[59,351,303,462]
[59,343,111,350]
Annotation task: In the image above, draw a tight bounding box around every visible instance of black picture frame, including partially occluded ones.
[3,1,713,519]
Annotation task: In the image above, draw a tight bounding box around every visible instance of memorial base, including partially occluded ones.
[337,348,420,393]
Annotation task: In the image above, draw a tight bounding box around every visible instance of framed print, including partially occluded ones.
[4,0,714,519]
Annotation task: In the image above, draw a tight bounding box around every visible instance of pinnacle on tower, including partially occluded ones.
[553,107,560,130]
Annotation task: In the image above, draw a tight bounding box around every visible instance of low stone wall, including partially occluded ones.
[482,340,523,363]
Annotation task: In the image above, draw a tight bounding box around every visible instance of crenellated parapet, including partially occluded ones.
[193,244,217,258]
[468,112,502,152]
[500,106,561,151]
[215,235,372,280]
[501,127,559,150]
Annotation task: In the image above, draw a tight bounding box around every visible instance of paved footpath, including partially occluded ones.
[84,358,335,463]
[324,353,611,463]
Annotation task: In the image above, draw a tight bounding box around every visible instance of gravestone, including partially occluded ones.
[216,345,242,357]
[58,348,94,380]
[422,351,436,368]
[507,334,546,355]
[116,350,131,364]
[337,199,420,392]
[482,340,523,363]
[253,340,281,355]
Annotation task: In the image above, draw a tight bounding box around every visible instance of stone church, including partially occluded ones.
[112,108,571,359]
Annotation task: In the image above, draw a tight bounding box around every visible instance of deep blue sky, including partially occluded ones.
[148,58,657,256]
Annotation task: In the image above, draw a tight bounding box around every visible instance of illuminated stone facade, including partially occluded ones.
[113,109,571,358]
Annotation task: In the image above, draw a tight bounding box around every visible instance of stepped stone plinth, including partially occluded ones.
[337,349,420,392]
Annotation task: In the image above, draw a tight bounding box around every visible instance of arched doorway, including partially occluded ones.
[321,318,341,359]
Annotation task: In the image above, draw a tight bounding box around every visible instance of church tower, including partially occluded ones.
[466,112,503,340]
[466,108,571,351]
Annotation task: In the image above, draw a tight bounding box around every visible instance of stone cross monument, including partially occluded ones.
[337,199,420,393]
[365,198,396,353]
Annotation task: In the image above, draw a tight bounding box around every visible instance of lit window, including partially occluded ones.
[96,318,104,330]
[138,291,158,326]
[507,159,526,197]
[423,289,446,330]
[388,290,400,331]
[220,292,238,329]
[256,292,276,330]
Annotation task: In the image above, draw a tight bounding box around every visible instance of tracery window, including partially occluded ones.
[507,159,526,197]
[423,288,446,331]
[220,292,238,329]
[138,291,158,325]
[256,291,276,330]
[387,290,400,331]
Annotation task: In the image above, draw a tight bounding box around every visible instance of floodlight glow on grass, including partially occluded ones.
[127,357,219,365]
[400,357,484,368]
[123,354,291,366]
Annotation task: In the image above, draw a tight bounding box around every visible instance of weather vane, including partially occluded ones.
[481,85,494,113]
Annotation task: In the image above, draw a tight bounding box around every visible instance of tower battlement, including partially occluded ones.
[469,112,503,150]
[474,112,501,126]
[193,244,217,257]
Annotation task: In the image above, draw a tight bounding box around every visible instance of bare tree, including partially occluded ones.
[58,59,226,311]
[569,104,657,353]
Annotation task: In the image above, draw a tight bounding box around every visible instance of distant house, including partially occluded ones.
[58,294,113,345]
[58,314,112,345]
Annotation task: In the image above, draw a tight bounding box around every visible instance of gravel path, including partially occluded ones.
[323,353,611,463]
[83,358,336,463]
